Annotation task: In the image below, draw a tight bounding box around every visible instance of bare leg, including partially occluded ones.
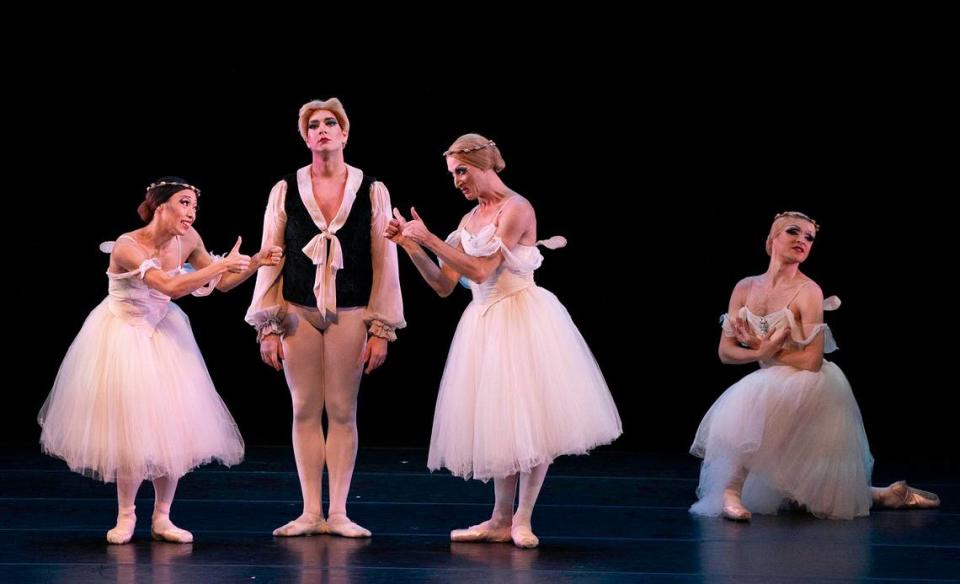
[451,474,516,543]
[324,309,371,538]
[512,464,549,548]
[274,308,330,537]
[107,475,140,544]
[151,475,193,543]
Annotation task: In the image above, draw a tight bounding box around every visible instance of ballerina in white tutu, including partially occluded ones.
[38,177,282,544]
[385,134,622,548]
[690,211,939,521]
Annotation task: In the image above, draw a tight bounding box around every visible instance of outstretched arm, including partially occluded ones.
[385,208,461,297]
[113,236,250,299]
[187,234,282,292]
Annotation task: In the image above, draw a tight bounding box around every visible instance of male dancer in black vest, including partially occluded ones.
[246,98,405,537]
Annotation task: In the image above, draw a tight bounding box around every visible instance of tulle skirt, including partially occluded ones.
[428,286,622,481]
[690,361,874,519]
[38,299,244,482]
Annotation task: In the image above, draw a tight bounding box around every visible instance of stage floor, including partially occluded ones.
[1,446,956,583]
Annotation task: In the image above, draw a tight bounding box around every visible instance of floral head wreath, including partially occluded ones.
[146,180,201,196]
[443,140,497,157]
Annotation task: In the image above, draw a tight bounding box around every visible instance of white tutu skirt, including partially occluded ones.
[690,361,874,519]
[38,299,244,482]
[427,286,622,481]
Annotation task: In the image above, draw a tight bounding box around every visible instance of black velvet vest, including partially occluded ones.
[282,172,374,308]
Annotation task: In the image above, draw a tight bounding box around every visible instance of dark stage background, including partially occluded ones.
[5,46,953,471]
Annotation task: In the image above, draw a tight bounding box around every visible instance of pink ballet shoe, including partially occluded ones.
[510,525,540,549]
[106,514,136,545]
[888,481,940,509]
[722,489,752,521]
[151,516,193,543]
[721,504,752,521]
[450,520,512,543]
[272,516,330,537]
[326,514,371,538]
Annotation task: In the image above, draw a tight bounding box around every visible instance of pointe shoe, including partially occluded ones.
[510,525,539,549]
[450,520,512,543]
[151,517,194,543]
[326,514,372,538]
[889,481,941,509]
[721,504,752,521]
[272,516,330,537]
[106,514,137,545]
[721,490,752,521]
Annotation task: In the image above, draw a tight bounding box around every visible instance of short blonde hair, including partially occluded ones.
[298,98,350,142]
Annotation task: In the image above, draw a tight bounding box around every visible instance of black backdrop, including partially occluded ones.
[5,37,953,471]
